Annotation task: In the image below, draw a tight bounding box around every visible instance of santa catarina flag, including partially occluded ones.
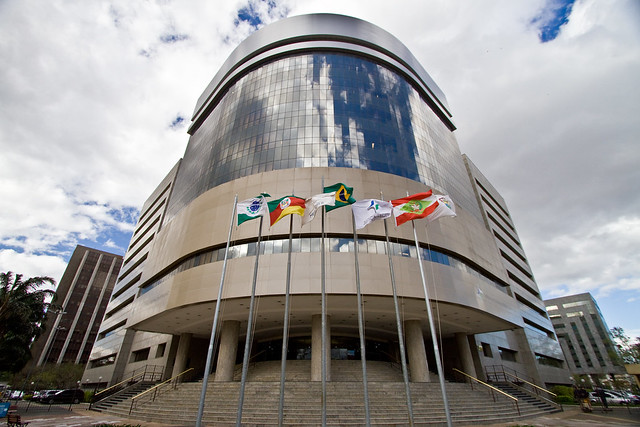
[268,195,306,226]
[351,199,393,230]
[237,193,270,226]
[391,191,438,226]
[323,183,355,212]
[302,192,336,225]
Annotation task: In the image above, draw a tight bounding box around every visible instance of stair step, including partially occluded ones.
[95,361,559,425]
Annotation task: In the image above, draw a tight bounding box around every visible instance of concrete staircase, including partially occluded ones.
[97,361,560,425]
[491,382,561,415]
[91,380,157,412]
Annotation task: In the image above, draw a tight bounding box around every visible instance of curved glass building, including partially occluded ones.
[84,14,569,399]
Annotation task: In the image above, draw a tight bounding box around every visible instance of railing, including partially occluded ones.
[452,368,520,416]
[129,368,194,415]
[485,365,535,385]
[499,371,561,410]
[126,364,165,382]
[90,364,164,409]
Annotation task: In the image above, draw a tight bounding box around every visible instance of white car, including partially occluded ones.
[589,390,630,405]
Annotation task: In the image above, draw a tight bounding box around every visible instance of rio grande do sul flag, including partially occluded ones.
[267,195,306,226]
[391,191,437,226]
[237,193,270,226]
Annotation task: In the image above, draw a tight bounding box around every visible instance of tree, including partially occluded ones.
[0,272,56,373]
[610,327,640,364]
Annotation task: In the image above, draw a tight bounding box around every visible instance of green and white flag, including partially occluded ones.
[323,183,355,212]
[237,193,270,225]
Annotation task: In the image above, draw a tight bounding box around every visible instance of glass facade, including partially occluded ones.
[166,52,479,221]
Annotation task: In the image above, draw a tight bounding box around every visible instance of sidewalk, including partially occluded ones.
[4,400,640,426]
[2,401,174,427]
[472,404,640,427]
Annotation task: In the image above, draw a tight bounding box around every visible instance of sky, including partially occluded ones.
[1,0,639,338]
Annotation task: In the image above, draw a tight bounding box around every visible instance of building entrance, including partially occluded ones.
[246,336,397,363]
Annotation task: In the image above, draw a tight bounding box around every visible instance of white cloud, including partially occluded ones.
[1,0,638,334]
[0,249,66,289]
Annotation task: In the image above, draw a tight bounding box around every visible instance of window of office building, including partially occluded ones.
[166,52,479,222]
[481,342,493,358]
[130,347,150,363]
[498,347,517,362]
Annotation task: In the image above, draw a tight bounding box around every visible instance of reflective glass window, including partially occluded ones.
[165,52,480,222]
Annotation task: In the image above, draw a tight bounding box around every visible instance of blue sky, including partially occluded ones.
[0,0,639,339]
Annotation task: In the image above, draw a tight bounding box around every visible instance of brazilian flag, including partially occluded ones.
[323,183,355,212]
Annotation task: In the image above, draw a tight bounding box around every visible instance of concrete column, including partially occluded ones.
[171,333,192,378]
[214,320,240,382]
[456,332,478,378]
[405,319,430,382]
[311,314,331,381]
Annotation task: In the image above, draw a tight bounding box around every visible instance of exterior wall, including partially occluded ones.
[464,156,570,387]
[81,13,566,389]
[83,162,180,386]
[545,293,626,381]
[29,245,122,369]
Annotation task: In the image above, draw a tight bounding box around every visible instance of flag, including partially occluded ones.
[302,192,336,225]
[323,183,355,212]
[351,199,393,230]
[426,194,456,222]
[391,191,437,226]
[391,191,457,226]
[267,195,306,226]
[237,193,270,226]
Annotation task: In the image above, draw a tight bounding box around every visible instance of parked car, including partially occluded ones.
[589,390,630,405]
[34,390,59,403]
[45,388,84,404]
[9,390,24,399]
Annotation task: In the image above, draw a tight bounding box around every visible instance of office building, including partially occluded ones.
[545,293,626,384]
[29,245,122,367]
[83,13,569,392]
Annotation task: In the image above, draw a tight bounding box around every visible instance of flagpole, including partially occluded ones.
[383,217,414,426]
[411,220,452,427]
[196,194,237,427]
[320,178,327,427]
[278,215,294,427]
[236,214,264,426]
[352,214,371,426]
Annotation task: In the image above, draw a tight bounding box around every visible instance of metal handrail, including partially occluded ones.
[502,371,557,398]
[453,368,520,416]
[93,372,143,400]
[129,368,194,415]
[505,379,562,410]
[485,364,535,385]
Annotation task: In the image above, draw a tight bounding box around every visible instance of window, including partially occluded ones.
[89,354,116,368]
[97,320,126,340]
[498,347,517,363]
[481,342,493,358]
[130,347,150,363]
[535,353,564,368]
[156,343,167,358]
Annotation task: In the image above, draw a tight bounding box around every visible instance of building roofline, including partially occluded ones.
[189,13,454,134]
